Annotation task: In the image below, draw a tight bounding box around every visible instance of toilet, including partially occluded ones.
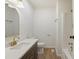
[38,42,45,54]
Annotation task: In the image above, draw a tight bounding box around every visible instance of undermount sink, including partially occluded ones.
[6,41,30,49]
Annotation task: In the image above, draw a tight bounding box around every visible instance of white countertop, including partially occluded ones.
[5,39,38,59]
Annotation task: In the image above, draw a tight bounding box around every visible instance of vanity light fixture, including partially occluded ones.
[6,0,24,8]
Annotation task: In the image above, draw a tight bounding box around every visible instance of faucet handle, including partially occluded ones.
[70,35,74,39]
[68,42,73,45]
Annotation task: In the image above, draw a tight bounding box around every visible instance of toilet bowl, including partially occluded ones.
[38,42,45,54]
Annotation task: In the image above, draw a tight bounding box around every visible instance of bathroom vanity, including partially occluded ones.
[5,39,38,59]
[21,42,37,59]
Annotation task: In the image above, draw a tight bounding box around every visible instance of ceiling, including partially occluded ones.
[27,0,57,8]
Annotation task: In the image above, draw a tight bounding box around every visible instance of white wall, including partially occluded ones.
[17,0,34,40]
[5,4,19,37]
[33,8,57,48]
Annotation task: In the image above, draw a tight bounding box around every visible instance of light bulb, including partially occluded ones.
[17,1,24,8]
[8,0,24,8]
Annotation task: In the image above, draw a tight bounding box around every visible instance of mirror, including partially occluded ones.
[5,4,19,37]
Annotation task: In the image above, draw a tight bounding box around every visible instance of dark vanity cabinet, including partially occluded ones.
[21,42,38,59]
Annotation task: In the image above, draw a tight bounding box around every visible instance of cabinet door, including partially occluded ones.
[21,42,37,59]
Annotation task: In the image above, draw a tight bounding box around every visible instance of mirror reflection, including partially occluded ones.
[5,4,19,37]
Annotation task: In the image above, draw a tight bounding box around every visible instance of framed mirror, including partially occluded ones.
[5,4,19,37]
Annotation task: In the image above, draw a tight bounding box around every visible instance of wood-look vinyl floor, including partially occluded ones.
[38,48,61,59]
